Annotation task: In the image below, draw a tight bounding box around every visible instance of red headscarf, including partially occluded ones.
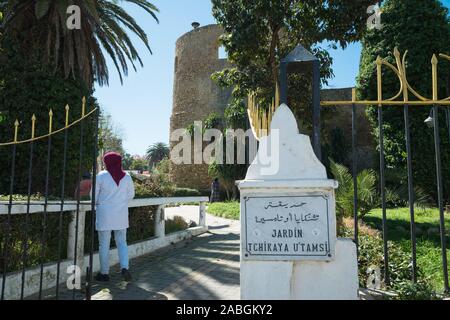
[103,152,126,186]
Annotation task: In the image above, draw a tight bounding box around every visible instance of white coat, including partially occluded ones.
[95,171,135,231]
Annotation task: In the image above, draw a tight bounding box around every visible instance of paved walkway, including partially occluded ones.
[36,206,241,300]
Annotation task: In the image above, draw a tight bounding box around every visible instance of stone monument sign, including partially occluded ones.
[242,195,334,261]
[238,104,358,300]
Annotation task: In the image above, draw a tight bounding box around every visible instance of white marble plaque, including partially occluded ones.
[242,195,334,261]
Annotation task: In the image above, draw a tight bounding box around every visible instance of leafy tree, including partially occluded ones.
[145,142,169,169]
[130,156,148,172]
[0,0,159,195]
[357,0,450,201]
[0,0,159,86]
[209,1,375,196]
[211,0,375,132]
[154,156,170,175]
[122,152,133,170]
[208,159,247,200]
[200,109,249,200]
[223,100,248,130]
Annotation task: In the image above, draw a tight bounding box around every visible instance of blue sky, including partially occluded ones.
[94,0,450,156]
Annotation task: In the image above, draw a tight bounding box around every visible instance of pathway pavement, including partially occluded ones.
[34,206,241,300]
[30,205,372,300]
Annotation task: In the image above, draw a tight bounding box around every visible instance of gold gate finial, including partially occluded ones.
[431,54,438,101]
[0,99,97,146]
[376,55,383,104]
[65,104,70,127]
[82,97,86,117]
[31,114,36,139]
[321,48,450,106]
[49,109,53,134]
[14,120,19,142]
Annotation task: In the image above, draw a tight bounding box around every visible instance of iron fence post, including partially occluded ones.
[352,102,359,256]
[87,108,99,300]
[403,104,417,282]
[312,60,321,161]
[378,105,390,286]
[432,105,449,293]
[1,144,17,300]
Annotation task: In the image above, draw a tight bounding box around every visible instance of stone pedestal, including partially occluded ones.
[240,239,358,300]
[67,210,86,272]
[237,104,358,300]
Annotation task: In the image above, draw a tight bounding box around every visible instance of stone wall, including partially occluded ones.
[321,88,376,170]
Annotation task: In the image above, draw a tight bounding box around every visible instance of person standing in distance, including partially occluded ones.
[210,178,221,203]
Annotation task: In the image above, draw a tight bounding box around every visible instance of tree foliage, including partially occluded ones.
[209,0,376,194]
[122,152,133,170]
[202,110,249,200]
[211,0,374,127]
[357,0,450,201]
[0,39,96,196]
[130,156,148,172]
[208,158,247,200]
[146,142,169,168]
[98,111,125,155]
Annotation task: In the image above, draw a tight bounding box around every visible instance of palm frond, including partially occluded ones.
[1,0,159,86]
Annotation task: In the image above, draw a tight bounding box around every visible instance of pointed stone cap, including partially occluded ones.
[244,104,328,181]
[281,44,318,63]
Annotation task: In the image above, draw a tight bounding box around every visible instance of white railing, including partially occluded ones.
[0,196,209,300]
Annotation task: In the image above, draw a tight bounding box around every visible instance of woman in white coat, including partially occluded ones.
[95,152,135,282]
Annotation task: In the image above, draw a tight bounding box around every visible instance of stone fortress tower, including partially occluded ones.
[169,23,375,192]
[169,23,232,191]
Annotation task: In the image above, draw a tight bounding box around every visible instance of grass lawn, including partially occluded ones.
[363,207,450,292]
[207,201,240,220]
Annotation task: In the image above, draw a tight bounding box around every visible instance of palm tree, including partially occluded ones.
[0,0,159,86]
[329,159,377,220]
[146,142,169,168]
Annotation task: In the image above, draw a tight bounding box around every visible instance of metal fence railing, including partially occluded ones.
[0,98,100,300]
[320,49,450,293]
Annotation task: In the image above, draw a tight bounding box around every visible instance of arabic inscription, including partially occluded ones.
[243,195,333,260]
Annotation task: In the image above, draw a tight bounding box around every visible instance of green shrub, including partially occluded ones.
[330,160,378,219]
[133,173,175,198]
[173,188,201,197]
[132,171,200,199]
[392,280,437,300]
[341,224,436,299]
[154,157,170,175]
[0,194,47,201]
[203,112,223,130]
[0,211,72,273]
[165,216,188,234]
